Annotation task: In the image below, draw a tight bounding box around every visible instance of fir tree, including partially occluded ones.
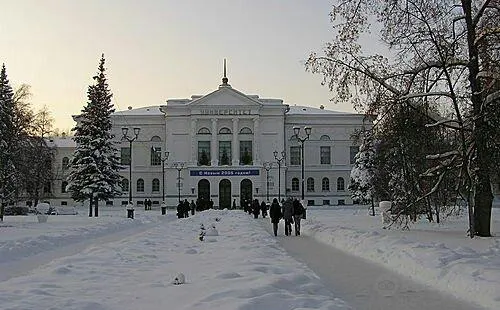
[66,55,122,217]
[0,64,17,221]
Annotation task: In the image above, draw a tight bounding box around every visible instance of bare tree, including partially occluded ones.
[307,0,499,237]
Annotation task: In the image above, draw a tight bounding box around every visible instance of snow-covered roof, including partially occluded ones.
[112,106,163,116]
[46,137,76,148]
[286,105,358,116]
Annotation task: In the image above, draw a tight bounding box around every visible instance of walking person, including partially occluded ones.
[282,198,293,236]
[260,201,268,218]
[252,199,260,219]
[292,198,305,236]
[190,200,196,215]
[269,198,282,236]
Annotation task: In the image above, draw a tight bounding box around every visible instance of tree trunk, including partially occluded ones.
[88,195,93,217]
[463,0,492,237]
[94,196,99,217]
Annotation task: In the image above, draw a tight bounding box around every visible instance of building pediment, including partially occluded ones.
[189,86,263,109]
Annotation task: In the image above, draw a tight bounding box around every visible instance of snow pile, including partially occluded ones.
[0,209,350,310]
[302,206,500,309]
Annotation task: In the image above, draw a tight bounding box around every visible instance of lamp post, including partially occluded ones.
[154,148,170,203]
[292,126,311,201]
[273,150,285,202]
[122,127,140,204]
[263,162,272,202]
[172,162,185,202]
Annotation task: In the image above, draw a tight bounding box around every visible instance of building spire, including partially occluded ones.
[221,58,230,86]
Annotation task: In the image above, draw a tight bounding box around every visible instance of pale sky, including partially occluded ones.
[1,0,356,131]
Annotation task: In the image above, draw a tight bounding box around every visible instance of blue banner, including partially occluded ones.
[190,169,260,177]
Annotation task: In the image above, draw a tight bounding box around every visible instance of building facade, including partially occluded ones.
[49,77,372,208]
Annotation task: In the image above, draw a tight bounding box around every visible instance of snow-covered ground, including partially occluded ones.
[0,206,498,309]
[302,206,500,309]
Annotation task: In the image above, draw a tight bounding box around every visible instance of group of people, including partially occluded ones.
[242,198,268,218]
[269,197,305,237]
[177,198,216,218]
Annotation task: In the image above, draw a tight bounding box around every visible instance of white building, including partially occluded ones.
[49,75,372,209]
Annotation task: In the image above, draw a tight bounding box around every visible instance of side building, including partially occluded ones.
[48,78,372,208]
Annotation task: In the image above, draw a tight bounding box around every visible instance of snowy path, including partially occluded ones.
[263,220,485,310]
[0,218,169,282]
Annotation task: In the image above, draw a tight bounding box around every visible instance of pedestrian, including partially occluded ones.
[233,199,237,210]
[183,199,190,217]
[176,201,183,218]
[269,198,282,236]
[190,200,196,215]
[292,198,305,236]
[282,198,293,236]
[260,201,268,218]
[252,199,260,218]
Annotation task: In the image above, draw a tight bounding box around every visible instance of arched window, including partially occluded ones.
[218,127,232,134]
[152,178,160,192]
[121,178,129,192]
[61,181,68,193]
[62,157,69,169]
[150,136,162,142]
[137,179,144,192]
[197,127,211,135]
[291,178,299,191]
[289,135,298,142]
[337,177,345,191]
[307,177,315,192]
[239,127,253,134]
[320,135,331,141]
[322,177,330,191]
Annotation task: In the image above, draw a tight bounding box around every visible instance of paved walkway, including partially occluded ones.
[263,221,485,310]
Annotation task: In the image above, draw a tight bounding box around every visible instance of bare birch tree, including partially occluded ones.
[307,0,499,237]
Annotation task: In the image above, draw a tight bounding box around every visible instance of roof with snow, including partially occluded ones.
[112,106,163,116]
[46,137,76,148]
[286,105,359,116]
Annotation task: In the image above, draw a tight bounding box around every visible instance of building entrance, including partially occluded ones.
[219,179,231,209]
[198,179,210,209]
[240,179,252,210]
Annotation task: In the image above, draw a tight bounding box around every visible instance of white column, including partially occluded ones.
[211,118,218,166]
[191,118,197,165]
[232,117,239,166]
[253,117,260,165]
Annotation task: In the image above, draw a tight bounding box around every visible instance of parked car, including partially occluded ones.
[56,206,78,215]
[35,202,57,215]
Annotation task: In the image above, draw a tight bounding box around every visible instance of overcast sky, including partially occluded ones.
[2,0,359,130]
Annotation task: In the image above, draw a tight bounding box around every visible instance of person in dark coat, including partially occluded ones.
[252,199,260,218]
[282,198,293,236]
[260,201,268,218]
[190,200,196,215]
[183,199,190,217]
[292,198,305,236]
[269,198,282,236]
[177,201,184,218]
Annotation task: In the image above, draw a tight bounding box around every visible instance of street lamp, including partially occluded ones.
[154,148,170,203]
[172,162,185,202]
[273,150,285,202]
[122,127,140,204]
[263,162,272,202]
[292,126,311,201]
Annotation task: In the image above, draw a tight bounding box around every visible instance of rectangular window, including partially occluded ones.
[290,146,300,165]
[151,147,161,166]
[121,147,131,165]
[350,146,359,164]
[61,201,68,206]
[121,201,128,205]
[323,200,330,206]
[307,200,315,206]
[219,141,231,165]
[338,199,345,205]
[239,141,253,165]
[320,146,331,164]
[105,201,114,206]
[198,141,211,166]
